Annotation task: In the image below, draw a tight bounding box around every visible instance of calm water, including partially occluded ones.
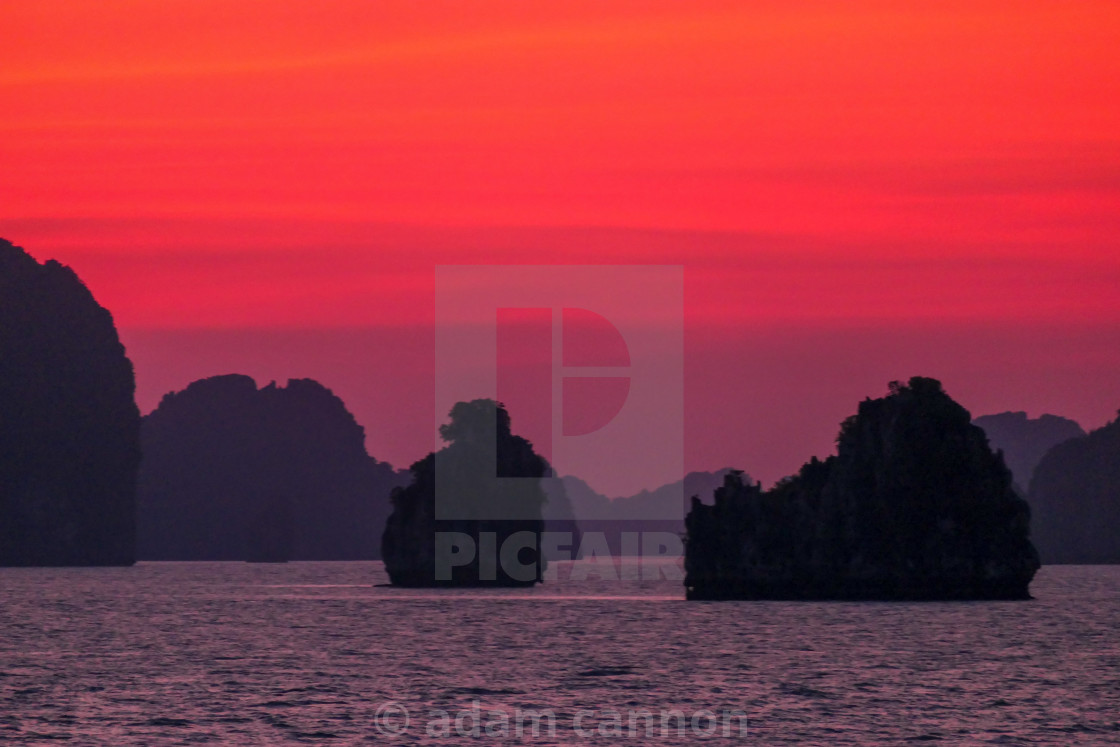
[1,562,1118,745]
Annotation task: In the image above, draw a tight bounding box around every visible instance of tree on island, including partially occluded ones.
[685,377,1040,600]
[382,399,549,586]
[0,238,140,566]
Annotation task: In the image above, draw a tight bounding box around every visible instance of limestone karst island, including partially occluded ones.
[684,377,1041,600]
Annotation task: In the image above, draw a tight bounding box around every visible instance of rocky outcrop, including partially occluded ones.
[382,399,548,586]
[685,377,1039,600]
[1028,414,1120,564]
[137,374,406,560]
[973,411,1085,493]
[0,239,140,566]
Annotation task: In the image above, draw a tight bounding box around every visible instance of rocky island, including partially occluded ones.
[973,411,1085,493]
[137,374,407,561]
[685,377,1040,600]
[0,239,140,566]
[1028,414,1120,564]
[382,399,549,586]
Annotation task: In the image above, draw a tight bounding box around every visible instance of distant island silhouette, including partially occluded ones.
[685,377,1040,600]
[0,238,140,566]
[382,399,548,586]
[540,477,581,561]
[4,238,1116,578]
[547,470,736,557]
[137,374,408,561]
[1029,414,1120,564]
[973,411,1085,493]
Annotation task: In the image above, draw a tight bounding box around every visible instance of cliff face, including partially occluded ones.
[382,399,548,586]
[686,377,1039,600]
[973,411,1085,493]
[0,239,140,566]
[1029,415,1120,564]
[137,374,406,560]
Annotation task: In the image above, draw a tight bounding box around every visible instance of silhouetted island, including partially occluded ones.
[1028,414,1120,564]
[973,411,1085,493]
[137,374,407,561]
[685,377,1040,600]
[382,399,548,586]
[0,238,140,566]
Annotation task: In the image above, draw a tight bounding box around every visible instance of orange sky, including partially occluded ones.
[2,1,1118,487]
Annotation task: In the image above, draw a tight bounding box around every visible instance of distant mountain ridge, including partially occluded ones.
[973,411,1085,492]
[553,469,737,521]
[545,469,738,556]
[1028,413,1120,564]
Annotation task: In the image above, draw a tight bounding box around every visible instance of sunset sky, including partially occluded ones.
[2,1,1118,492]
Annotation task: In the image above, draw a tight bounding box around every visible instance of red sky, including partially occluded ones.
[2,1,1118,492]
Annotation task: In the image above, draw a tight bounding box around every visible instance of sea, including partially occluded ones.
[1,561,1118,745]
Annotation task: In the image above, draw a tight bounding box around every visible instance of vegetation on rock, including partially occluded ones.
[382,399,548,586]
[686,377,1040,600]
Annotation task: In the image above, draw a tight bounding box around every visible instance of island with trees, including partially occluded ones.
[685,377,1040,600]
[382,399,549,586]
